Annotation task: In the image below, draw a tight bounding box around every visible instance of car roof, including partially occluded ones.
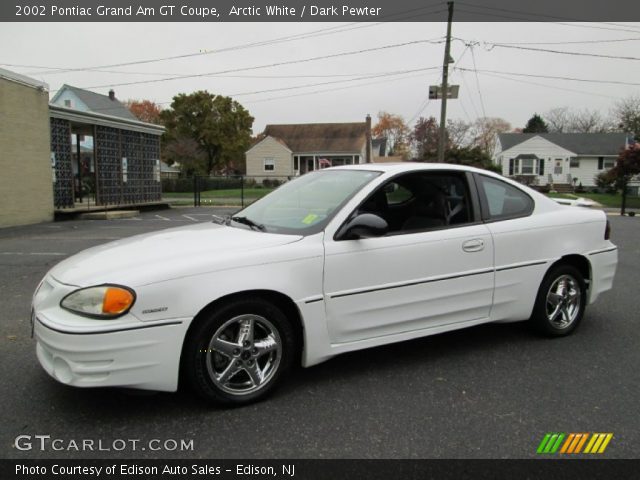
[326,162,495,176]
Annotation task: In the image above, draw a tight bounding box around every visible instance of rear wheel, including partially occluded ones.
[183,298,295,405]
[530,265,586,336]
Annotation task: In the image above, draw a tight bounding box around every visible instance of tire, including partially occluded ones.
[530,265,587,337]
[183,297,295,406]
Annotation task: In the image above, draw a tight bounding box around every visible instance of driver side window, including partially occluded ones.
[357,171,474,234]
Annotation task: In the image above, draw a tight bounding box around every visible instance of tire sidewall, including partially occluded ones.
[184,298,295,405]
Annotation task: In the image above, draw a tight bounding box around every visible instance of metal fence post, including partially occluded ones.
[241,176,245,207]
[193,176,197,207]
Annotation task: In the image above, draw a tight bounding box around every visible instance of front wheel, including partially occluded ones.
[183,298,295,405]
[530,265,587,336]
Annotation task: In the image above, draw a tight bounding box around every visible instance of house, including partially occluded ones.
[160,161,180,179]
[494,132,628,188]
[372,137,388,157]
[51,84,139,121]
[49,85,164,208]
[0,68,53,227]
[245,116,372,180]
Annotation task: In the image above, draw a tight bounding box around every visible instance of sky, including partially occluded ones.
[1,21,640,133]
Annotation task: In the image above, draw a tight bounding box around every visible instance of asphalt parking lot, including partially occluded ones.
[1,208,638,459]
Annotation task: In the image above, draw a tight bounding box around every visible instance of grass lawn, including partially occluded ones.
[163,188,276,206]
[163,188,275,199]
[546,192,640,209]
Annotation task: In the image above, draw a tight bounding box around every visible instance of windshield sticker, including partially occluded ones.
[301,214,319,225]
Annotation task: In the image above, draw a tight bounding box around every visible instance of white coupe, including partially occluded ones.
[32,164,618,405]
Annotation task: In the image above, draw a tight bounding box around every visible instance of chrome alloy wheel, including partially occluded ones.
[205,314,282,395]
[545,274,582,329]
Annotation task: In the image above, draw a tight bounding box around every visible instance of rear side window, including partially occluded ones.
[476,175,533,221]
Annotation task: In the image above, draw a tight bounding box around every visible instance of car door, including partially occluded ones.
[323,170,495,344]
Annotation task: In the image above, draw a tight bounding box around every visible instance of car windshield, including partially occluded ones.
[229,169,381,235]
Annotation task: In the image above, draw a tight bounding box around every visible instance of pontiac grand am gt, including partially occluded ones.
[32,164,617,405]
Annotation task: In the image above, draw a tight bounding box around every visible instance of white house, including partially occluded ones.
[494,133,629,188]
[246,116,372,181]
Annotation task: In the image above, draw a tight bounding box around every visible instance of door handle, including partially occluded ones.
[462,239,484,252]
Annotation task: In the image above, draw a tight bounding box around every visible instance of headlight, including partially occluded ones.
[60,285,136,318]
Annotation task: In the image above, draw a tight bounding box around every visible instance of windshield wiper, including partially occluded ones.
[229,216,266,231]
[211,214,229,225]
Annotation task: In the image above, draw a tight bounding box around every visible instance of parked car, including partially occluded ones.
[32,163,618,405]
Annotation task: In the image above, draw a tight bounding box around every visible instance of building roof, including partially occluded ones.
[498,132,628,155]
[262,122,368,153]
[51,84,138,121]
[0,67,48,91]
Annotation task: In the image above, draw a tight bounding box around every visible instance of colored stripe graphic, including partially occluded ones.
[539,433,613,454]
[536,433,565,454]
[584,433,614,454]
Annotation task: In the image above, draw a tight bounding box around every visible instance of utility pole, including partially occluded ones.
[438,1,454,163]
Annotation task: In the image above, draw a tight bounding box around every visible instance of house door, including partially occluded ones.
[552,159,565,184]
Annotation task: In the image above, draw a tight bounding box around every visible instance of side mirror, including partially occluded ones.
[337,213,388,240]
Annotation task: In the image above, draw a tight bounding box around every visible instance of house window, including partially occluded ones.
[570,158,580,168]
[604,158,615,169]
[510,158,538,176]
[293,157,299,171]
[520,158,534,174]
[64,99,71,108]
[263,158,275,172]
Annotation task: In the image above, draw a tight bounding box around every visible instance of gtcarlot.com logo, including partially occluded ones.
[536,433,613,455]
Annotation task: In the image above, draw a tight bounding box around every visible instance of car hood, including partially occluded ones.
[49,222,303,287]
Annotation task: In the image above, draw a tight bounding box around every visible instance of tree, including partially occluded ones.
[372,112,410,157]
[612,94,640,141]
[444,146,501,173]
[544,107,571,133]
[609,145,640,215]
[446,119,472,149]
[470,117,511,155]
[568,108,612,133]
[125,99,163,124]
[161,91,254,174]
[523,114,549,133]
[164,136,206,176]
[410,116,441,161]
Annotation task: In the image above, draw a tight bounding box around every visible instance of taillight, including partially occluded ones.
[605,220,611,240]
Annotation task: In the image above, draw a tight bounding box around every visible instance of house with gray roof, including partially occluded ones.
[245,116,372,180]
[494,132,629,187]
[51,84,138,121]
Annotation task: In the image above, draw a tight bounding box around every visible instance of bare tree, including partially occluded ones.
[544,107,571,133]
[612,94,640,141]
[545,107,613,133]
[470,117,512,156]
[568,109,612,133]
[446,119,472,149]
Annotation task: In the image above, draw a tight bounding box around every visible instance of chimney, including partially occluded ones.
[108,89,115,101]
[365,114,372,164]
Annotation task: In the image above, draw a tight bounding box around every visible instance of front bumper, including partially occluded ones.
[34,316,190,392]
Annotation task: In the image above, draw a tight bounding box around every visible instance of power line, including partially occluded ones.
[482,37,640,46]
[473,70,620,99]
[228,67,440,97]
[454,67,640,87]
[77,38,445,91]
[486,43,640,61]
[244,71,434,104]
[468,44,487,119]
[87,67,441,113]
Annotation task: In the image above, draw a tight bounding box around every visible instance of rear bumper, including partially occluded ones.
[34,317,190,392]
[588,246,618,304]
